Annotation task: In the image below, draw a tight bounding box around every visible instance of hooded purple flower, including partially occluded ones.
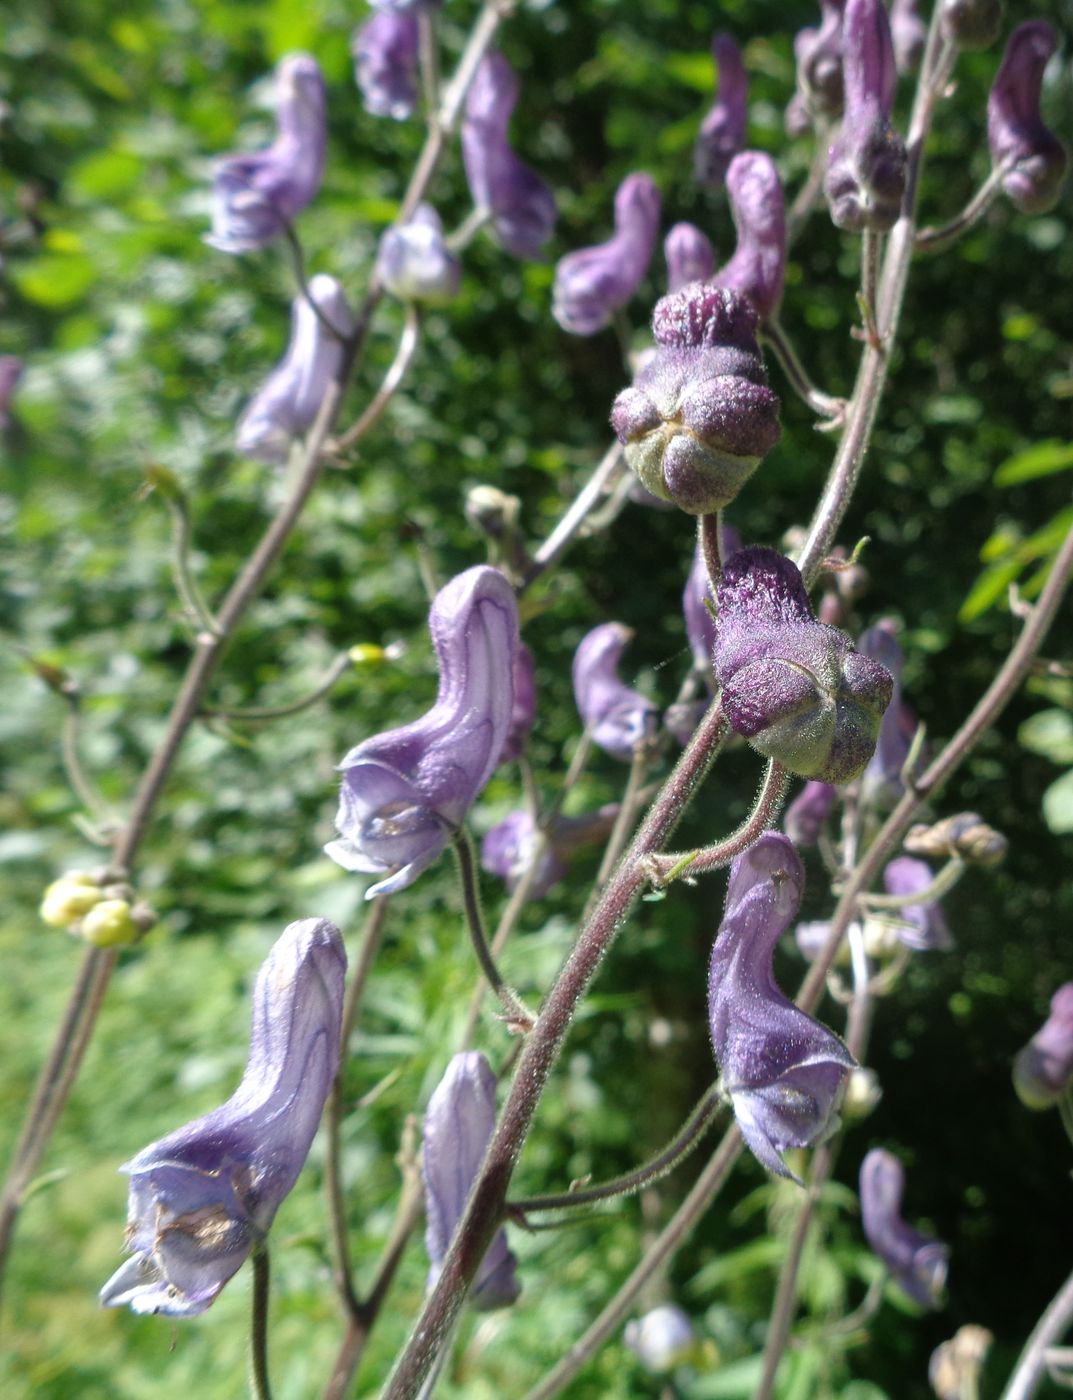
[939,0,1003,53]
[552,174,662,336]
[352,12,419,121]
[481,804,618,900]
[714,547,893,783]
[793,0,846,125]
[713,152,787,324]
[860,1149,949,1308]
[326,566,520,896]
[824,0,907,233]
[858,619,918,807]
[207,54,327,254]
[423,1052,520,1310]
[377,204,461,305]
[100,918,345,1317]
[236,274,354,465]
[694,33,748,189]
[1013,983,1073,1109]
[882,857,953,951]
[499,642,536,765]
[572,622,659,762]
[611,283,781,515]
[890,0,926,74]
[709,832,855,1178]
[461,53,557,260]
[988,23,1069,217]
[665,223,716,293]
[784,780,838,847]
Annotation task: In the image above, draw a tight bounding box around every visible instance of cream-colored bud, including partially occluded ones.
[40,873,102,929]
[79,899,139,948]
[842,1067,882,1119]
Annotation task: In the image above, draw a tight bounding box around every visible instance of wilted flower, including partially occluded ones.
[481,804,618,900]
[553,174,661,336]
[100,918,346,1316]
[793,0,846,125]
[784,780,838,847]
[664,223,716,293]
[859,1148,949,1308]
[423,1052,520,1310]
[499,643,537,765]
[1013,982,1073,1109]
[352,12,419,121]
[377,204,461,304]
[709,832,855,1178]
[939,0,1003,53]
[694,33,748,189]
[326,567,520,896]
[713,152,786,324]
[858,620,917,807]
[882,857,953,951]
[624,1304,697,1373]
[207,54,327,254]
[572,622,659,762]
[890,0,926,73]
[988,22,1069,216]
[236,275,354,465]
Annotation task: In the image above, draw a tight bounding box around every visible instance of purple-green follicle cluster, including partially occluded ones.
[377,204,461,305]
[1013,982,1073,1109]
[939,0,1003,53]
[988,22,1069,216]
[352,11,419,120]
[553,173,662,336]
[694,32,748,189]
[572,622,659,762]
[713,151,787,324]
[664,222,716,293]
[860,1148,950,1308]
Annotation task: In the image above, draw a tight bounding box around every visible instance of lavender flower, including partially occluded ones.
[236,275,354,465]
[694,33,748,189]
[423,1052,520,1310]
[206,54,327,254]
[624,1304,697,1373]
[499,642,536,765]
[553,174,662,336]
[939,0,1003,53]
[784,780,838,847]
[860,1148,949,1308]
[714,547,893,783]
[1013,983,1073,1109]
[481,804,618,900]
[100,918,345,1317]
[709,832,855,1178]
[377,204,461,305]
[352,12,419,121]
[713,152,787,324]
[988,22,1069,217]
[572,622,658,762]
[683,540,718,672]
[665,223,716,293]
[858,619,917,807]
[890,0,926,74]
[883,857,953,951]
[461,53,557,260]
[793,0,846,125]
[326,566,520,896]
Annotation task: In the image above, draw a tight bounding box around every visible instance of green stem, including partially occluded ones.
[250,1246,274,1400]
[453,831,534,1031]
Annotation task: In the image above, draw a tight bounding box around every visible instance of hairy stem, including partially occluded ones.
[522,443,626,590]
[332,305,422,456]
[915,163,1008,255]
[762,320,847,422]
[453,831,534,1030]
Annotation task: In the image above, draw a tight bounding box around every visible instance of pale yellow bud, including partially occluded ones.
[40,872,102,929]
[842,1067,883,1120]
[79,899,139,948]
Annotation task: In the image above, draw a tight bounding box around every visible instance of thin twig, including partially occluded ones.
[453,831,534,1031]
[915,163,1008,254]
[332,305,422,457]
[1002,1264,1073,1400]
[202,652,353,723]
[522,443,626,591]
[250,1246,274,1400]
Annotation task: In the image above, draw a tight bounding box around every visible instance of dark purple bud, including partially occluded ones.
[207,54,327,254]
[572,622,659,762]
[714,152,787,323]
[714,547,894,783]
[553,174,662,336]
[377,204,461,304]
[481,804,618,899]
[237,275,354,465]
[709,832,855,1178]
[1013,983,1073,1109]
[0,355,23,429]
[352,12,419,121]
[940,0,1003,53]
[882,857,953,951]
[793,0,846,124]
[611,284,781,515]
[860,1148,949,1308]
[784,780,838,847]
[824,0,908,232]
[694,33,748,189]
[624,1304,697,1373]
[100,918,345,1316]
[423,1052,520,1310]
[988,22,1069,216]
[890,0,926,74]
[858,619,916,807]
[327,566,520,895]
[461,53,557,260]
[664,222,716,294]
[499,642,536,765]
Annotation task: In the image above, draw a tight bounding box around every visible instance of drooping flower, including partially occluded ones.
[890,0,926,74]
[624,1304,697,1373]
[939,0,1003,53]
[858,619,918,808]
[572,623,659,762]
[352,12,420,121]
[207,54,327,254]
[377,204,461,305]
[792,0,846,126]
[882,857,952,951]
[709,832,855,1178]
[1013,983,1073,1110]
[326,566,520,896]
[100,918,346,1317]
[481,804,619,900]
[694,33,748,189]
[713,152,787,324]
[423,1052,520,1310]
[784,780,838,847]
[664,223,716,293]
[988,22,1069,217]
[553,174,662,336]
[236,275,354,465]
[859,1148,949,1308]
[499,642,537,766]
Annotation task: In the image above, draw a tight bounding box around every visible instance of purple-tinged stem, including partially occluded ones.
[523,443,626,590]
[1002,1264,1073,1400]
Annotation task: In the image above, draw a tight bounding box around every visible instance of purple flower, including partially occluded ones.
[713,152,787,324]
[882,857,952,951]
[572,622,658,762]
[784,780,838,847]
[423,1052,520,1310]
[664,223,715,293]
[939,0,1003,53]
[694,33,748,189]
[352,12,419,121]
[0,355,23,430]
[890,0,926,74]
[858,619,917,807]
[860,1148,949,1308]
[714,547,893,783]
[793,0,846,125]
[326,566,520,896]
[684,540,718,673]
[207,54,327,254]
[236,275,354,465]
[481,804,618,900]
[499,642,537,766]
[709,833,855,1178]
[1013,983,1073,1109]
[824,0,907,233]
[988,23,1069,217]
[553,174,662,336]
[461,53,557,261]
[610,283,781,515]
[624,1304,697,1373]
[100,918,345,1317]
[377,204,461,304]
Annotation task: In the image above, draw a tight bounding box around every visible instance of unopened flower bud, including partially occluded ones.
[860,1149,949,1308]
[988,22,1069,217]
[352,12,419,120]
[694,33,748,189]
[40,871,102,928]
[939,0,1003,53]
[1013,983,1073,1109]
[664,222,715,293]
[843,1066,882,1119]
[79,899,140,948]
[553,173,661,336]
[465,485,520,539]
[624,1304,697,1373]
[377,204,460,305]
[903,813,1008,866]
[793,0,846,123]
[784,780,837,847]
[713,152,786,324]
[890,0,926,74]
[929,1325,993,1400]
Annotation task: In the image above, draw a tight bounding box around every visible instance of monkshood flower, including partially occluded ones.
[624,1304,697,1373]
[499,642,536,766]
[552,174,662,336]
[100,918,345,1317]
[890,0,926,74]
[709,833,855,1179]
[461,53,557,260]
[824,0,907,233]
[793,0,846,125]
[693,33,748,189]
[377,204,461,305]
[940,0,1003,53]
[423,1052,520,1310]
[352,11,419,121]
[988,23,1069,217]
[610,283,781,515]
[784,780,837,847]
[236,274,354,465]
[326,566,520,896]
[858,619,916,807]
[714,547,893,783]
[860,1148,949,1308]
[481,804,618,900]
[713,152,786,324]
[207,53,327,253]
[1013,983,1073,1109]
[883,857,952,951]
[664,223,715,293]
[572,622,659,762]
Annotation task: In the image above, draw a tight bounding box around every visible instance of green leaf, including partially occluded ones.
[1042,769,1073,834]
[10,253,97,308]
[1019,710,1073,765]
[994,440,1073,486]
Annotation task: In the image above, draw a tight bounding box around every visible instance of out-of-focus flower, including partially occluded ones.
[683,540,718,673]
[326,567,519,896]
[100,918,345,1316]
[624,1304,697,1373]
[784,780,838,847]
[236,275,354,465]
[553,174,661,335]
[694,33,748,189]
[572,623,659,763]
[940,0,1003,53]
[0,355,22,429]
[890,0,926,73]
[903,813,1008,867]
[713,151,786,324]
[843,1066,882,1119]
[499,643,537,765]
[423,1052,520,1310]
[858,620,921,809]
[207,54,327,253]
[793,0,846,125]
[352,12,419,120]
[1013,983,1073,1109]
[859,1148,949,1308]
[664,222,715,293]
[929,1324,993,1400]
[481,804,619,899]
[988,22,1069,216]
[40,870,104,929]
[882,857,953,951]
[377,204,461,304]
[794,918,856,966]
